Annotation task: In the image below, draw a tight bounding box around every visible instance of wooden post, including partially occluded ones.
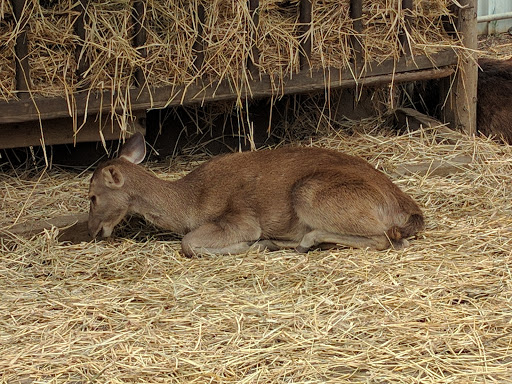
[248,0,260,78]
[132,1,147,89]
[192,3,206,72]
[299,0,312,71]
[443,0,478,135]
[400,0,413,57]
[350,0,363,67]
[74,0,88,81]
[12,0,30,99]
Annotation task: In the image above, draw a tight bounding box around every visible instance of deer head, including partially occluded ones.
[88,132,146,238]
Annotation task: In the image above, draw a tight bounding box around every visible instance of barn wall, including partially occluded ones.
[478,0,512,34]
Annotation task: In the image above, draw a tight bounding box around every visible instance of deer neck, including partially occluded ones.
[128,170,194,234]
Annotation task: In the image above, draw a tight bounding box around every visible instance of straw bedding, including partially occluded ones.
[1,120,511,382]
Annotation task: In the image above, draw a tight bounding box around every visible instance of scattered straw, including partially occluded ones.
[2,118,512,382]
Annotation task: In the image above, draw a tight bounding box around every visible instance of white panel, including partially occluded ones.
[478,0,512,34]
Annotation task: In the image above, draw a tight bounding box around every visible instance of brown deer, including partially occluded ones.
[477,58,512,144]
[88,133,424,256]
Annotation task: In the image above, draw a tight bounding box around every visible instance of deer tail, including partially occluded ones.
[386,213,425,242]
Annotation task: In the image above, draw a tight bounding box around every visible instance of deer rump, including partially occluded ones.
[88,133,424,256]
[477,58,512,144]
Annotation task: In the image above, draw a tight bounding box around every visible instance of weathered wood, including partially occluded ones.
[299,0,312,70]
[350,0,363,66]
[132,1,147,88]
[442,0,478,134]
[73,0,88,80]
[393,155,473,177]
[393,107,445,130]
[0,114,146,149]
[12,0,30,98]
[192,3,206,72]
[400,0,413,56]
[248,0,260,77]
[0,50,458,124]
[1,213,91,243]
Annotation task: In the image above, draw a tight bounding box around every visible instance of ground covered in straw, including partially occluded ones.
[1,122,511,383]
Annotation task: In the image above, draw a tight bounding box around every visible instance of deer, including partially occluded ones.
[477,57,512,144]
[88,132,424,257]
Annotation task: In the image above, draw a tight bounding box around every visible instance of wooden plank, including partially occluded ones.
[400,0,413,56]
[442,0,478,134]
[192,3,206,72]
[1,213,91,243]
[299,0,312,70]
[73,0,88,80]
[132,1,147,88]
[0,114,146,149]
[248,0,260,77]
[0,50,458,124]
[12,0,30,98]
[393,107,445,130]
[393,155,473,177]
[350,0,363,66]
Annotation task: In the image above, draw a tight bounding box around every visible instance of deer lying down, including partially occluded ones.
[88,133,424,256]
[477,58,512,144]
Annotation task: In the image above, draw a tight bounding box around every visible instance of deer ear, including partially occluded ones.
[119,132,146,164]
[102,165,125,189]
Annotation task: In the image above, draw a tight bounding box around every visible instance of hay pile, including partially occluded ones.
[310,0,353,70]
[0,1,15,100]
[1,120,511,382]
[27,0,79,97]
[0,0,463,118]
[361,0,459,65]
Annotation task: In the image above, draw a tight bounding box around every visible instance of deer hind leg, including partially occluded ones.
[295,229,396,253]
[181,214,269,257]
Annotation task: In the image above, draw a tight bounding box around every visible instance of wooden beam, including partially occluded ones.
[0,50,458,124]
[73,0,88,80]
[350,0,363,67]
[1,213,91,243]
[400,0,413,56]
[299,0,312,70]
[12,0,30,98]
[0,114,146,149]
[442,0,478,134]
[393,155,472,177]
[248,0,260,77]
[192,3,206,72]
[132,1,147,88]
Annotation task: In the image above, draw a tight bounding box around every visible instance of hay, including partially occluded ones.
[310,0,353,70]
[0,2,15,101]
[478,33,512,60]
[256,0,301,88]
[200,0,253,95]
[2,119,512,382]
[80,0,137,100]
[144,0,199,87]
[27,0,79,97]
[361,0,461,67]
[0,0,464,126]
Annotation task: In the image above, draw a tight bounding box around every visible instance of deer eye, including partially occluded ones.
[90,195,97,205]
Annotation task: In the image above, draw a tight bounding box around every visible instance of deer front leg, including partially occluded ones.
[295,230,393,252]
[181,216,264,257]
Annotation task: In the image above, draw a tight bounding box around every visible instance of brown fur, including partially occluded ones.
[477,58,512,144]
[88,133,424,256]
